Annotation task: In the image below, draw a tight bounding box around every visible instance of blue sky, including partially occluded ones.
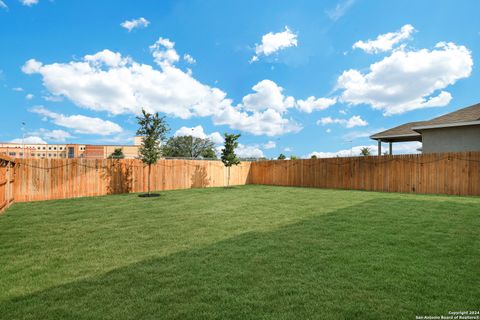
[1,0,479,158]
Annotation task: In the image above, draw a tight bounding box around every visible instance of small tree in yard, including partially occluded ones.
[360,147,371,156]
[136,109,169,196]
[108,148,125,159]
[221,133,241,187]
[278,153,286,160]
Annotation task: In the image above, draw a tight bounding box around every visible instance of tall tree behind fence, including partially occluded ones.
[250,152,480,196]
[0,156,15,213]
[13,159,252,202]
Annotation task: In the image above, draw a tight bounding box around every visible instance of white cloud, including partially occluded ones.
[0,1,7,9]
[40,129,72,142]
[27,128,73,142]
[19,0,38,6]
[22,41,302,136]
[317,115,367,128]
[251,26,298,62]
[120,17,150,32]
[11,136,47,144]
[284,147,292,152]
[337,42,472,115]
[326,128,332,133]
[263,140,276,149]
[213,107,301,136]
[307,142,421,158]
[326,0,355,21]
[236,144,264,159]
[242,80,294,113]
[174,125,224,145]
[353,24,415,54]
[296,96,336,113]
[12,87,23,92]
[183,54,196,64]
[30,106,123,135]
[150,37,180,66]
[43,95,63,102]
[25,93,34,100]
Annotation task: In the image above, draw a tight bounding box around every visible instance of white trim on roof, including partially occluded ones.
[412,120,480,131]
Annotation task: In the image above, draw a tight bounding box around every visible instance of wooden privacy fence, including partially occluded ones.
[13,159,251,203]
[250,152,480,196]
[0,155,15,213]
[3,152,480,207]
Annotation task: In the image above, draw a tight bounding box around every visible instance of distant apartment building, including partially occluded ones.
[0,137,143,159]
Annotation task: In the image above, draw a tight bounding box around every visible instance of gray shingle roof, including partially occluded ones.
[370,103,480,141]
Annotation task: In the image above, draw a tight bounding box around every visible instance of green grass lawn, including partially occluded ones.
[0,185,479,319]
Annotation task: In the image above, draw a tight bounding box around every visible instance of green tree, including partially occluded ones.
[108,148,125,159]
[310,155,318,159]
[136,109,169,196]
[221,133,241,187]
[162,136,216,159]
[290,155,298,160]
[278,153,286,160]
[360,147,371,156]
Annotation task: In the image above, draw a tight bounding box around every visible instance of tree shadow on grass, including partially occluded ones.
[1,198,479,319]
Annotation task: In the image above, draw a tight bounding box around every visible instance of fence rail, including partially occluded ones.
[13,159,251,203]
[250,152,480,196]
[0,155,15,214]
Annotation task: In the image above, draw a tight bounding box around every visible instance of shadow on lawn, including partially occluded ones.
[1,198,478,320]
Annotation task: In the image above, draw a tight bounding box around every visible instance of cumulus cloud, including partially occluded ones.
[353,24,415,54]
[174,125,224,145]
[263,140,276,149]
[25,93,34,100]
[12,87,23,92]
[242,80,295,113]
[236,144,265,158]
[120,17,150,32]
[19,0,39,6]
[317,115,368,128]
[251,26,298,62]
[183,54,196,64]
[26,128,73,142]
[307,142,421,158]
[11,136,47,144]
[337,42,472,115]
[296,96,336,113]
[22,39,306,136]
[30,106,123,135]
[326,0,355,21]
[150,37,180,66]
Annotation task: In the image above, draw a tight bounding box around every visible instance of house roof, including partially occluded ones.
[370,121,425,142]
[370,103,480,142]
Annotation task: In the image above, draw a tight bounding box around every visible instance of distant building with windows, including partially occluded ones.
[0,137,143,159]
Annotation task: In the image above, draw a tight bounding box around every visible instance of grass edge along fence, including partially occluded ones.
[250,152,480,196]
[0,155,16,213]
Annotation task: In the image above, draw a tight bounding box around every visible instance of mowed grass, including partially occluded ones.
[0,185,479,319]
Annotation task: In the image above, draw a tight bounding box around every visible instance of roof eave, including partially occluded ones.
[411,120,480,132]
